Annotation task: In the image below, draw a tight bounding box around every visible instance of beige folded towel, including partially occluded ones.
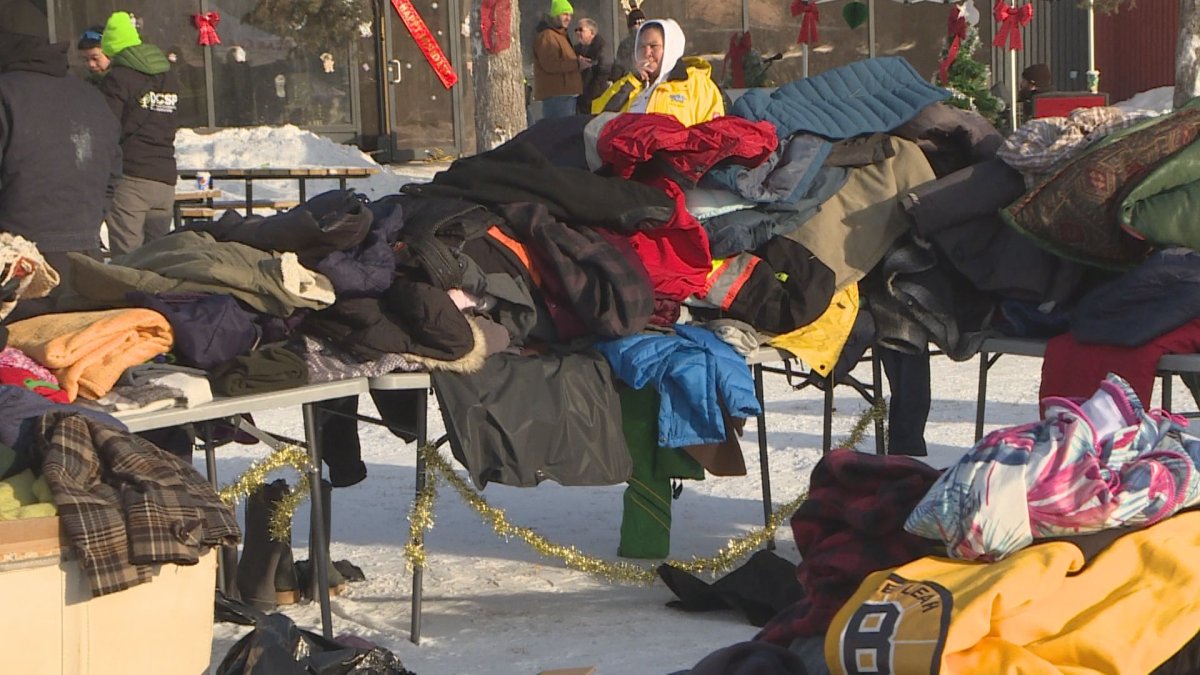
[7,308,174,401]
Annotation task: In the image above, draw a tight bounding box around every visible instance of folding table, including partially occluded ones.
[115,377,372,638]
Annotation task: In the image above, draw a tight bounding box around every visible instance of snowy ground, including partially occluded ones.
[203,353,1198,674]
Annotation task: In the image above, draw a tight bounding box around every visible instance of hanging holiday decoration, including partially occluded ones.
[480,0,512,54]
[724,31,752,89]
[843,1,869,30]
[791,0,820,45]
[192,11,221,46]
[939,5,969,84]
[390,0,458,88]
[936,6,1004,127]
[320,51,335,73]
[992,0,1033,51]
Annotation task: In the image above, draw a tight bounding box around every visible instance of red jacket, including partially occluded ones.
[593,115,779,301]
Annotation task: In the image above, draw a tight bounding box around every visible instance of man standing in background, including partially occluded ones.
[0,1,121,318]
[611,8,645,81]
[573,18,612,114]
[532,0,586,121]
[99,11,179,256]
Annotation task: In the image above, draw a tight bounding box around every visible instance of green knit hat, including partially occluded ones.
[101,11,141,57]
[549,0,574,17]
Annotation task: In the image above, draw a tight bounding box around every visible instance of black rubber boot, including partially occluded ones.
[297,479,346,599]
[236,479,293,611]
[274,532,301,606]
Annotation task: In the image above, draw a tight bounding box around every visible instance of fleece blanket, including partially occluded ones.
[6,308,173,401]
[730,57,949,141]
[1002,104,1200,269]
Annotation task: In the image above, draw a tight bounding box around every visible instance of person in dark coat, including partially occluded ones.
[1019,63,1053,121]
[573,18,612,114]
[0,1,122,318]
[611,8,645,81]
[98,11,180,256]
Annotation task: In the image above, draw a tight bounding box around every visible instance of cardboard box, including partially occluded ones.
[0,517,215,675]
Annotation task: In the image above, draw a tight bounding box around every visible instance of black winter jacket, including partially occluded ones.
[99,43,178,185]
[0,34,120,253]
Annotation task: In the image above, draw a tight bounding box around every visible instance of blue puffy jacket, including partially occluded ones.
[595,324,761,447]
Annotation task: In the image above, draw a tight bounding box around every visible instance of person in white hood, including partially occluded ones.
[591,18,724,127]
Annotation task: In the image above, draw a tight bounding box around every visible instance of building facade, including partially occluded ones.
[37,0,1178,160]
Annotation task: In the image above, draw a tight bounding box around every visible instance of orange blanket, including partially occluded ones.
[7,309,174,401]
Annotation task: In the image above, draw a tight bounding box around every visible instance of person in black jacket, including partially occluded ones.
[573,18,612,114]
[98,11,179,256]
[0,1,121,318]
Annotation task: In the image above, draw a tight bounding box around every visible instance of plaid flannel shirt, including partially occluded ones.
[757,449,942,646]
[35,411,240,597]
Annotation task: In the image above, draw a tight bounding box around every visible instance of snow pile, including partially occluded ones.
[174,125,447,200]
[1112,86,1175,117]
[176,125,379,170]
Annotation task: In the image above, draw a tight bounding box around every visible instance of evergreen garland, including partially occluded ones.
[938,26,1005,125]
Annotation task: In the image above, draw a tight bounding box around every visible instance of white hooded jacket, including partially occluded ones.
[628,19,686,113]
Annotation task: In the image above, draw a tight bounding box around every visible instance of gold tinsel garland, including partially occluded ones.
[839,398,887,451]
[407,444,809,585]
[217,444,313,542]
[404,475,438,572]
[403,401,888,584]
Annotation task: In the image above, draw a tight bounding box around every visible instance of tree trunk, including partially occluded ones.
[1178,0,1200,108]
[470,1,527,154]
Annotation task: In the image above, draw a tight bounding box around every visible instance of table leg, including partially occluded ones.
[202,421,238,596]
[872,350,885,455]
[299,178,307,204]
[975,351,991,442]
[245,178,254,216]
[822,373,834,453]
[752,364,775,551]
[302,403,334,639]
[410,391,429,644]
[339,176,348,192]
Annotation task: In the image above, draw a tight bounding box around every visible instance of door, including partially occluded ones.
[381,0,464,160]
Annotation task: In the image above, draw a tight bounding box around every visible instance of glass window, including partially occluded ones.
[208,0,365,128]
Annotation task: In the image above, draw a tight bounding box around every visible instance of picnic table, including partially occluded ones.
[177,167,382,215]
[172,188,222,227]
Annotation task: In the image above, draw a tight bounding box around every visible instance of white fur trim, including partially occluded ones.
[403,316,488,374]
[277,252,336,307]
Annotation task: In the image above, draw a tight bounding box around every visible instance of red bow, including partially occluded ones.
[938,8,969,84]
[992,1,1032,51]
[725,31,752,88]
[791,0,819,45]
[192,12,221,47]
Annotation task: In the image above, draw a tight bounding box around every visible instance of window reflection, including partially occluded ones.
[211,0,357,127]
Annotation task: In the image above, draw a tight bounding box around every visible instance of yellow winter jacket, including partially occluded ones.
[826,511,1200,675]
[590,56,724,128]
